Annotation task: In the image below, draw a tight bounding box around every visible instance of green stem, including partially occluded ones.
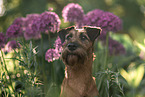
[48,32,56,85]
[51,62,56,85]
[41,34,47,93]
[104,32,109,70]
[1,50,15,93]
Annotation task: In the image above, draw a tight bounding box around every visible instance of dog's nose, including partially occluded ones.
[67,43,78,51]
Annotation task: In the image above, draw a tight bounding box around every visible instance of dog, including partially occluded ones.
[58,26,101,97]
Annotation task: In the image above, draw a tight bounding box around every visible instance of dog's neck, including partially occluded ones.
[65,52,93,80]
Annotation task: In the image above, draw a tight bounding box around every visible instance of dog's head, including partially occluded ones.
[58,26,101,66]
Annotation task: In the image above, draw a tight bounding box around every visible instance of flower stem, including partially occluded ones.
[41,34,47,93]
[48,32,56,85]
[0,50,15,93]
[104,32,109,70]
[51,62,56,85]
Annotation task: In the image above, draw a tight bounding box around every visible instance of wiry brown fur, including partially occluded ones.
[59,27,101,97]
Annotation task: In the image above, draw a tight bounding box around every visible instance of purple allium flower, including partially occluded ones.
[83,9,122,33]
[83,9,104,27]
[99,12,122,32]
[62,3,84,27]
[23,14,41,40]
[5,40,20,52]
[0,33,7,49]
[107,38,126,55]
[23,14,40,30]
[6,18,24,38]
[45,49,60,62]
[54,37,62,52]
[13,17,25,25]
[32,11,61,33]
[6,24,23,38]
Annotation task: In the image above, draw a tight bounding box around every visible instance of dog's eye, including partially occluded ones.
[66,34,72,40]
[80,35,88,41]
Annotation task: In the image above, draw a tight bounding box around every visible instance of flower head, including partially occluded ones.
[6,18,24,38]
[23,14,41,40]
[5,40,20,52]
[13,17,25,25]
[0,33,7,49]
[54,37,62,52]
[83,9,104,27]
[32,11,61,33]
[99,12,122,32]
[83,9,122,33]
[62,3,84,26]
[23,14,40,30]
[45,49,60,62]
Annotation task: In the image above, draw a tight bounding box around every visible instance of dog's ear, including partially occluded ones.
[58,26,75,43]
[84,26,102,42]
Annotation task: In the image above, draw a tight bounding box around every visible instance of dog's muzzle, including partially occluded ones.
[67,42,78,51]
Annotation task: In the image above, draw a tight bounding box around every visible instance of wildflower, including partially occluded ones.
[13,17,25,25]
[45,49,60,62]
[62,3,84,27]
[6,18,24,38]
[54,37,62,52]
[0,33,7,49]
[99,12,122,32]
[5,40,20,52]
[32,11,61,33]
[23,14,40,30]
[23,14,41,40]
[83,9,104,27]
[83,9,122,32]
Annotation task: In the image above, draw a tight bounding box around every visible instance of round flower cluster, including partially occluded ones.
[84,9,122,33]
[32,11,61,33]
[23,14,41,40]
[62,3,84,28]
[83,9,104,27]
[45,49,60,62]
[6,18,24,38]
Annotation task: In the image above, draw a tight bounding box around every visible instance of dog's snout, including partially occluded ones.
[67,43,78,51]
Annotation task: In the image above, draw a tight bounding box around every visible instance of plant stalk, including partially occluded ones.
[1,50,15,93]
[104,32,109,70]
[41,34,47,94]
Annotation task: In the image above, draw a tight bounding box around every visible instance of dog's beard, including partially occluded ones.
[61,48,87,66]
[67,54,79,66]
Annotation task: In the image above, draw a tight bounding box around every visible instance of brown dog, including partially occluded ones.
[58,26,101,97]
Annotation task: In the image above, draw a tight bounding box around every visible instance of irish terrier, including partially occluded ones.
[58,26,101,97]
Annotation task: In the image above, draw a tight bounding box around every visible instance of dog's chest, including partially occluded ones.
[67,74,92,93]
